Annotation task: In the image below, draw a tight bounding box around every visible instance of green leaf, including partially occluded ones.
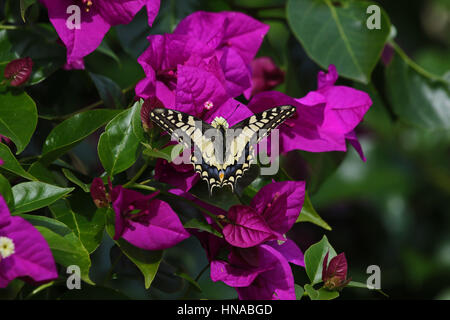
[0,173,14,211]
[89,72,125,109]
[7,24,66,85]
[106,210,162,289]
[183,218,223,238]
[347,281,368,289]
[385,49,450,130]
[98,101,144,175]
[304,284,339,300]
[298,151,346,195]
[0,279,24,299]
[304,235,337,285]
[0,31,16,63]
[61,168,90,192]
[49,195,106,254]
[20,214,93,284]
[96,41,121,67]
[116,10,152,59]
[0,143,35,180]
[12,181,74,214]
[287,0,391,83]
[175,272,202,292]
[347,281,389,297]
[295,284,304,300]
[296,191,332,230]
[20,0,35,22]
[41,109,122,164]
[0,89,37,154]
[142,143,184,162]
[27,161,57,184]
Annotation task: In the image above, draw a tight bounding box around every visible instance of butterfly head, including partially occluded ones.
[211,117,229,130]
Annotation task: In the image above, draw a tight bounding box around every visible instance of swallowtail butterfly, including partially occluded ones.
[149,105,296,194]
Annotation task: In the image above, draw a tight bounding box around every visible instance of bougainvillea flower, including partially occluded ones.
[222,180,305,248]
[223,205,280,248]
[136,11,269,112]
[322,251,351,290]
[244,57,285,99]
[184,181,305,300]
[0,195,57,288]
[3,57,33,86]
[247,65,372,159]
[110,186,189,250]
[154,159,200,192]
[40,0,160,69]
[210,244,297,300]
[135,34,230,117]
[173,11,269,98]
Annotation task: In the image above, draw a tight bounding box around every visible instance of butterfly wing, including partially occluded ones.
[149,108,224,193]
[220,105,296,190]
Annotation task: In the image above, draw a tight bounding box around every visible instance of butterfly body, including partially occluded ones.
[149,105,296,194]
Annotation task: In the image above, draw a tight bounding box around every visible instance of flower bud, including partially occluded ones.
[141,97,165,132]
[4,57,33,86]
[322,251,351,290]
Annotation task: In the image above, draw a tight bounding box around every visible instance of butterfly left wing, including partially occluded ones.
[220,105,296,191]
[149,108,225,193]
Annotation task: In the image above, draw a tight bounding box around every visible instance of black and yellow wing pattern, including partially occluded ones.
[149,105,296,194]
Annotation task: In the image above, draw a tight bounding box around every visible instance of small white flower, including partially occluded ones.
[0,236,15,259]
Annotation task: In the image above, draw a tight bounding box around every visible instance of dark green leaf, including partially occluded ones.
[385,50,450,130]
[304,235,337,285]
[0,173,14,210]
[7,24,66,85]
[20,214,93,284]
[89,72,125,109]
[183,218,223,238]
[142,143,184,162]
[0,89,37,154]
[0,143,35,180]
[61,168,90,192]
[12,181,74,214]
[98,101,144,175]
[175,272,202,292]
[106,210,162,289]
[41,109,121,164]
[27,161,57,184]
[295,284,304,300]
[296,191,332,230]
[96,41,121,67]
[304,284,340,300]
[20,0,35,22]
[0,31,16,63]
[49,196,106,254]
[287,0,391,83]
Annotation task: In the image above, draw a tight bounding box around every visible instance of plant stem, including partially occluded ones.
[102,250,123,286]
[390,41,447,84]
[195,263,210,282]
[123,163,149,188]
[0,25,18,30]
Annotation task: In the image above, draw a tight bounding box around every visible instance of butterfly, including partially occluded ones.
[149,105,296,194]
